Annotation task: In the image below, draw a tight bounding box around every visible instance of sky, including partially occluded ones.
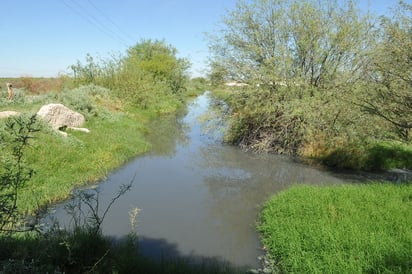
[0,0,406,78]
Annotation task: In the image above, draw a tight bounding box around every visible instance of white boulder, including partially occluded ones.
[37,104,88,135]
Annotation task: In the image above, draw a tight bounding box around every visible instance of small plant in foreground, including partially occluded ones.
[0,114,40,232]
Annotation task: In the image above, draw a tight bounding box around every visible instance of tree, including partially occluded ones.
[209,0,374,91]
[207,0,376,154]
[360,2,412,141]
[116,39,190,109]
[122,39,190,93]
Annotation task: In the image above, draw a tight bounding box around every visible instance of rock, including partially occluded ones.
[37,103,85,130]
[0,111,19,119]
[68,127,90,133]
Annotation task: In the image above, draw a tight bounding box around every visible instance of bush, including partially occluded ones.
[364,141,412,170]
[0,114,40,232]
[71,39,190,114]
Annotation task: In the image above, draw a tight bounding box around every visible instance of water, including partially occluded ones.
[47,92,345,268]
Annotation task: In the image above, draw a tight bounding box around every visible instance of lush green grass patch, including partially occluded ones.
[259,183,412,273]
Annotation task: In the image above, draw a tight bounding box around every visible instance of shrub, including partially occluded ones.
[0,114,40,232]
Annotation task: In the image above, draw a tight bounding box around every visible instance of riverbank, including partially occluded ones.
[210,86,412,172]
[2,83,411,273]
[2,85,240,273]
[210,86,412,273]
[0,84,199,216]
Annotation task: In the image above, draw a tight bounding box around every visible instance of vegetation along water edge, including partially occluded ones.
[1,0,411,272]
[206,0,412,272]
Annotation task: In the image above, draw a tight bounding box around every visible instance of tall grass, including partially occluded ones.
[259,183,412,273]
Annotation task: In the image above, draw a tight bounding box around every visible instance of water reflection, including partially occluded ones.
[143,109,189,156]
[47,92,346,269]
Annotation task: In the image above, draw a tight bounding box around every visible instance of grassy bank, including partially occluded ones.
[21,108,151,215]
[259,183,412,273]
[0,84,166,215]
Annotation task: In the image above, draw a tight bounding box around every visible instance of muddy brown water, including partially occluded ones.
[46,92,349,269]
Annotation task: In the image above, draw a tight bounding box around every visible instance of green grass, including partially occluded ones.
[259,183,412,273]
[17,110,151,215]
[0,84,161,215]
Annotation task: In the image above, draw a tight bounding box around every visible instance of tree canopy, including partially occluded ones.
[208,0,411,167]
[209,0,374,91]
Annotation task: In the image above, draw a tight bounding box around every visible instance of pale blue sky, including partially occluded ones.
[0,0,404,78]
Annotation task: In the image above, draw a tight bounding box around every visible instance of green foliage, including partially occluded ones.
[259,184,412,273]
[222,87,306,154]
[316,139,412,171]
[364,141,412,171]
[208,61,228,86]
[187,77,210,97]
[0,83,151,217]
[209,0,411,170]
[54,84,112,120]
[209,0,372,89]
[70,53,122,91]
[71,39,190,114]
[18,107,150,215]
[0,114,40,232]
[208,0,375,155]
[358,2,412,141]
[115,39,189,112]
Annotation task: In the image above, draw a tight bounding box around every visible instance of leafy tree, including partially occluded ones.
[208,0,375,154]
[123,39,190,95]
[96,39,191,111]
[209,0,374,91]
[70,39,190,112]
[359,2,412,141]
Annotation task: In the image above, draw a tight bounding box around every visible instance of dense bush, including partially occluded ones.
[71,39,190,114]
